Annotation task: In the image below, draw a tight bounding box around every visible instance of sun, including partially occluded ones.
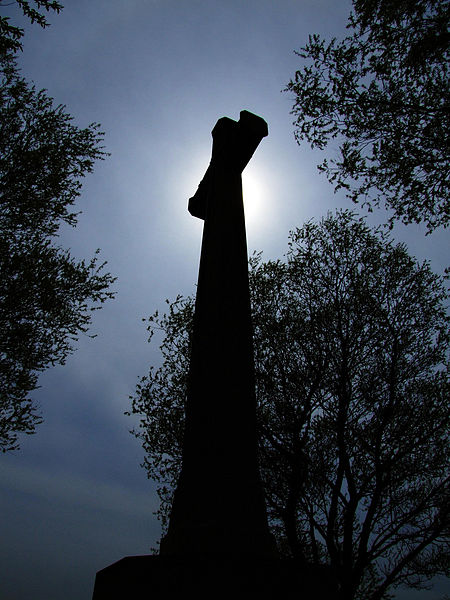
[242,167,269,230]
[177,152,272,238]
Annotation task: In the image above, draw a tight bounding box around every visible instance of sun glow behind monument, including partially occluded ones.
[242,168,265,226]
[176,154,273,240]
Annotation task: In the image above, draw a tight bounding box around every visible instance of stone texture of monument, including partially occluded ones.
[92,110,337,598]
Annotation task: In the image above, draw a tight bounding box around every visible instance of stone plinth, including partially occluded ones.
[92,554,337,598]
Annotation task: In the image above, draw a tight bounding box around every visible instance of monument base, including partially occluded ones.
[92,554,337,598]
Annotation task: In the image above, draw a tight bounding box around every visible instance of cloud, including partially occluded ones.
[0,461,157,519]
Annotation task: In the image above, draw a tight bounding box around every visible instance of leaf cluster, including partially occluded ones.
[0,53,107,238]
[252,212,449,599]
[0,0,63,53]
[127,295,195,529]
[285,0,449,232]
[0,52,115,451]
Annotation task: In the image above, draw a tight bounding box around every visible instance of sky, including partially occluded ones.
[0,1,448,599]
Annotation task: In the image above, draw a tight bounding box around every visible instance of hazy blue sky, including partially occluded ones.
[0,2,448,599]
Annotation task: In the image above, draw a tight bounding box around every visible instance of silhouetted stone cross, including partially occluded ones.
[92,112,337,597]
[160,110,276,557]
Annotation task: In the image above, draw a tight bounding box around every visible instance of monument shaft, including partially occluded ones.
[160,111,275,556]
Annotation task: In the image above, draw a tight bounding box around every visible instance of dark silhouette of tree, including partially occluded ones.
[285,0,449,233]
[0,50,115,452]
[128,211,449,600]
[0,0,63,52]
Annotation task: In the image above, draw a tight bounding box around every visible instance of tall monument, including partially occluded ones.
[160,109,276,557]
[92,111,336,597]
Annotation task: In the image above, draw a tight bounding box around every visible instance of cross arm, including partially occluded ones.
[188,110,268,220]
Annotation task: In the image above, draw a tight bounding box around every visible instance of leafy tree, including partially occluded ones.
[0,51,115,452]
[0,0,63,52]
[285,0,449,233]
[129,211,449,600]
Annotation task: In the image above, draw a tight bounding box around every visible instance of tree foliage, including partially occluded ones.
[285,0,449,232]
[0,51,115,451]
[0,0,63,52]
[129,211,449,600]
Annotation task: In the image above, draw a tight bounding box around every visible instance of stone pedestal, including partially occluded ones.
[92,554,337,598]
